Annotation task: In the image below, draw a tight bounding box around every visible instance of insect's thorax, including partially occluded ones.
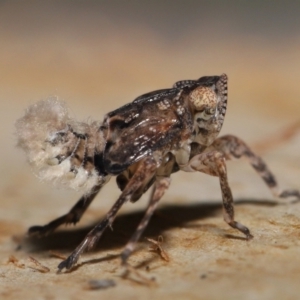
[102,89,194,175]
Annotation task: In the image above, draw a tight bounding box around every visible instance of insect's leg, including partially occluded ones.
[120,176,171,265]
[212,135,300,200]
[188,150,253,239]
[28,184,103,237]
[58,157,157,271]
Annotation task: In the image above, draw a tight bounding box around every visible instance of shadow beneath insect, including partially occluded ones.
[22,198,278,255]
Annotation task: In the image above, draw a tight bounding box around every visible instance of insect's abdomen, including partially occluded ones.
[15,98,108,194]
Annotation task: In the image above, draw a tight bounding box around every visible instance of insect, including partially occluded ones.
[15,74,300,272]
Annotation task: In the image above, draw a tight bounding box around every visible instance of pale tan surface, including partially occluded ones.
[1,2,300,299]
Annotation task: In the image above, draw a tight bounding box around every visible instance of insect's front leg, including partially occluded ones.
[187,150,253,239]
[58,157,158,272]
[121,176,171,265]
[212,135,300,201]
[28,184,103,237]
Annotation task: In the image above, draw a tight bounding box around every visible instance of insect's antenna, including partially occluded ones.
[15,97,108,194]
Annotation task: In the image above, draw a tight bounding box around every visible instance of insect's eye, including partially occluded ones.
[205,108,216,115]
[195,108,216,122]
[195,110,214,123]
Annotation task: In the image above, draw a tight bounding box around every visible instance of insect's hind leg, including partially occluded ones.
[121,176,171,265]
[28,184,103,237]
[212,135,300,201]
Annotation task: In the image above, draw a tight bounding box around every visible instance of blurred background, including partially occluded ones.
[1,0,300,167]
[1,1,300,298]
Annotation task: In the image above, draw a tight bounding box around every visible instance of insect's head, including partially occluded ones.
[15,98,109,194]
[188,74,228,145]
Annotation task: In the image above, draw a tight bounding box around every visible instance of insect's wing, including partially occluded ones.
[103,89,192,174]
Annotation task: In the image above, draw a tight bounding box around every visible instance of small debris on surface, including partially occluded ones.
[28,256,50,273]
[7,255,25,268]
[7,255,50,273]
[147,235,170,262]
[87,279,116,290]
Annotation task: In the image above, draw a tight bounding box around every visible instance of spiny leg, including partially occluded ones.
[58,157,158,271]
[28,184,103,237]
[121,176,171,265]
[212,135,300,201]
[188,150,253,239]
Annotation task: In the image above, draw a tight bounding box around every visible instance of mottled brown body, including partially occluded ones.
[15,74,300,273]
[102,87,193,174]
